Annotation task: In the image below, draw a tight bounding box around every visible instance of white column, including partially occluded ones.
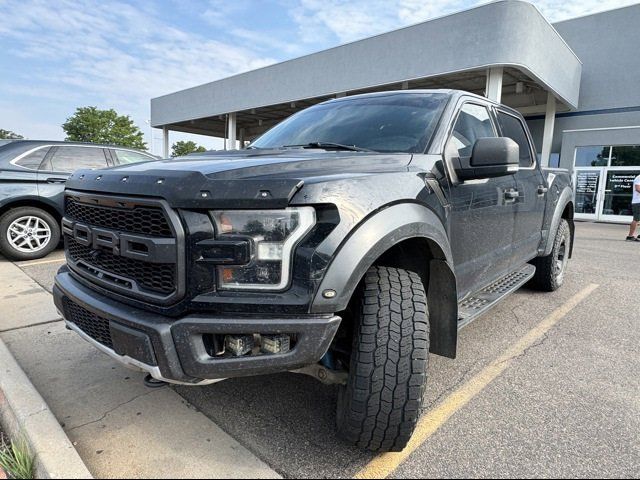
[162,126,169,158]
[485,66,503,103]
[540,92,556,167]
[227,113,237,150]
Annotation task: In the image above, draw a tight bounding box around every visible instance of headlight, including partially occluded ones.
[210,207,316,290]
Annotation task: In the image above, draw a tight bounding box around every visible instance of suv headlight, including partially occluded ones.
[210,207,316,290]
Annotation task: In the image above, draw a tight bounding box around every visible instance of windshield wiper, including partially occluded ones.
[281,142,374,152]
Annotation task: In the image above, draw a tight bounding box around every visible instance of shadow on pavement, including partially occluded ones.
[175,372,374,478]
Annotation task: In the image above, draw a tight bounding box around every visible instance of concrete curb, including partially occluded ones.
[0,337,93,479]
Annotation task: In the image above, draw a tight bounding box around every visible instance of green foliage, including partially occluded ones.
[171,140,207,157]
[62,106,147,150]
[0,129,23,139]
[0,438,34,479]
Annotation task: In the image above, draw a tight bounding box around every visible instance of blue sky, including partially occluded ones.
[0,0,636,153]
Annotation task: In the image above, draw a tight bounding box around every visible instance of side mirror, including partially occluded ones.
[454,137,519,181]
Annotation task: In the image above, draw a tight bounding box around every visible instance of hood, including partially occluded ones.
[65,149,413,209]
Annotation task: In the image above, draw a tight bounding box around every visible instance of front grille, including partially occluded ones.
[66,236,176,295]
[65,198,172,237]
[63,298,113,349]
[64,192,183,304]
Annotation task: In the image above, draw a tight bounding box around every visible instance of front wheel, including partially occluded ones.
[336,266,429,452]
[529,219,571,292]
[0,207,60,261]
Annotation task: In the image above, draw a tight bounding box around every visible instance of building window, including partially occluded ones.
[574,146,610,167]
[610,145,640,167]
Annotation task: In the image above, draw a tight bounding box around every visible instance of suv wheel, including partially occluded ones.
[0,207,60,261]
[529,218,571,292]
[336,266,429,452]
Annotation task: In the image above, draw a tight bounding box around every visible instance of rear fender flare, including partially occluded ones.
[543,187,574,257]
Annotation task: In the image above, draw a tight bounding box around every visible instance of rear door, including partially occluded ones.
[495,109,546,264]
[37,146,110,213]
[445,102,518,298]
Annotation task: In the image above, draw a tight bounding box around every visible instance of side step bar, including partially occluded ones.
[457,264,536,330]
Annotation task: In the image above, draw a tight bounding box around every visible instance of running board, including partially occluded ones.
[457,264,536,330]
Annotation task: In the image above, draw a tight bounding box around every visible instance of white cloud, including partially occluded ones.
[529,0,639,22]
[1,0,638,151]
[0,0,277,148]
[288,0,475,44]
[287,0,639,44]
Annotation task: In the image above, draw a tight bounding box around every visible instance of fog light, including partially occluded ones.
[225,334,254,356]
[261,334,291,354]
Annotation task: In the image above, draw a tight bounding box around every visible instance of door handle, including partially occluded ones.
[46,177,67,184]
[504,188,520,201]
[537,185,549,195]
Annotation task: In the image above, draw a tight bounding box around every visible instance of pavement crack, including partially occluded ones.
[510,305,524,324]
[424,361,480,411]
[498,331,552,366]
[0,318,64,333]
[23,406,48,419]
[67,389,157,432]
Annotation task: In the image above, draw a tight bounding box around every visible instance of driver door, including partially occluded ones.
[445,102,518,299]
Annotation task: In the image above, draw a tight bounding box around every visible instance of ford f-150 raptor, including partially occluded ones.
[53,90,574,452]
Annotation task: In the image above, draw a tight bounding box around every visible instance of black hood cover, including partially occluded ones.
[65,149,412,209]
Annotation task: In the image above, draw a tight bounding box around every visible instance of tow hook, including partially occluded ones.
[291,364,348,385]
[143,374,168,389]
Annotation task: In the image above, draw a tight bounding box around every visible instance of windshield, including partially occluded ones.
[250,93,448,153]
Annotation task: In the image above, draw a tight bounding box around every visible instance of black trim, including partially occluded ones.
[526,105,640,121]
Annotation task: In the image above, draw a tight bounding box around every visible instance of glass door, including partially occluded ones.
[599,169,640,223]
[574,169,604,220]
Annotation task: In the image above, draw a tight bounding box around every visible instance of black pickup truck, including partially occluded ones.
[53,90,574,452]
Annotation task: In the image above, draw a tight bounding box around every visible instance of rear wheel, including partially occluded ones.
[529,219,571,292]
[336,266,429,452]
[0,207,60,261]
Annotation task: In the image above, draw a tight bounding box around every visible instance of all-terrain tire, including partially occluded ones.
[0,207,60,261]
[336,266,429,452]
[529,219,571,292]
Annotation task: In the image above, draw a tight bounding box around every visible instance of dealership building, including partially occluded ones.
[151,0,640,224]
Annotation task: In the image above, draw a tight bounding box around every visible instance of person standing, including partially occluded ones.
[627,173,640,241]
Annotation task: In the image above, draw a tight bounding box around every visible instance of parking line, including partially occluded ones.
[354,283,600,479]
[17,257,66,267]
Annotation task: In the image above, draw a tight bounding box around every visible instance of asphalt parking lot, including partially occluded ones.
[8,221,640,478]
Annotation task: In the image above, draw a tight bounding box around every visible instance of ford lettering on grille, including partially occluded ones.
[62,192,185,305]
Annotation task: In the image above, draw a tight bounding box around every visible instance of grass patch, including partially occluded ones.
[0,436,34,480]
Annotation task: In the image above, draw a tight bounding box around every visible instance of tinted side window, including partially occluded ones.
[114,149,154,165]
[496,112,533,167]
[15,147,49,169]
[448,104,496,158]
[49,147,108,172]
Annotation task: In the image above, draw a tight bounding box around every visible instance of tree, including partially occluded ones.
[0,129,23,139]
[62,107,147,150]
[171,140,207,157]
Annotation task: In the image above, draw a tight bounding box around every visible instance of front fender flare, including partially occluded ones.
[311,203,453,314]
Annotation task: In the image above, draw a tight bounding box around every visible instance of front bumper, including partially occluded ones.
[54,270,341,385]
